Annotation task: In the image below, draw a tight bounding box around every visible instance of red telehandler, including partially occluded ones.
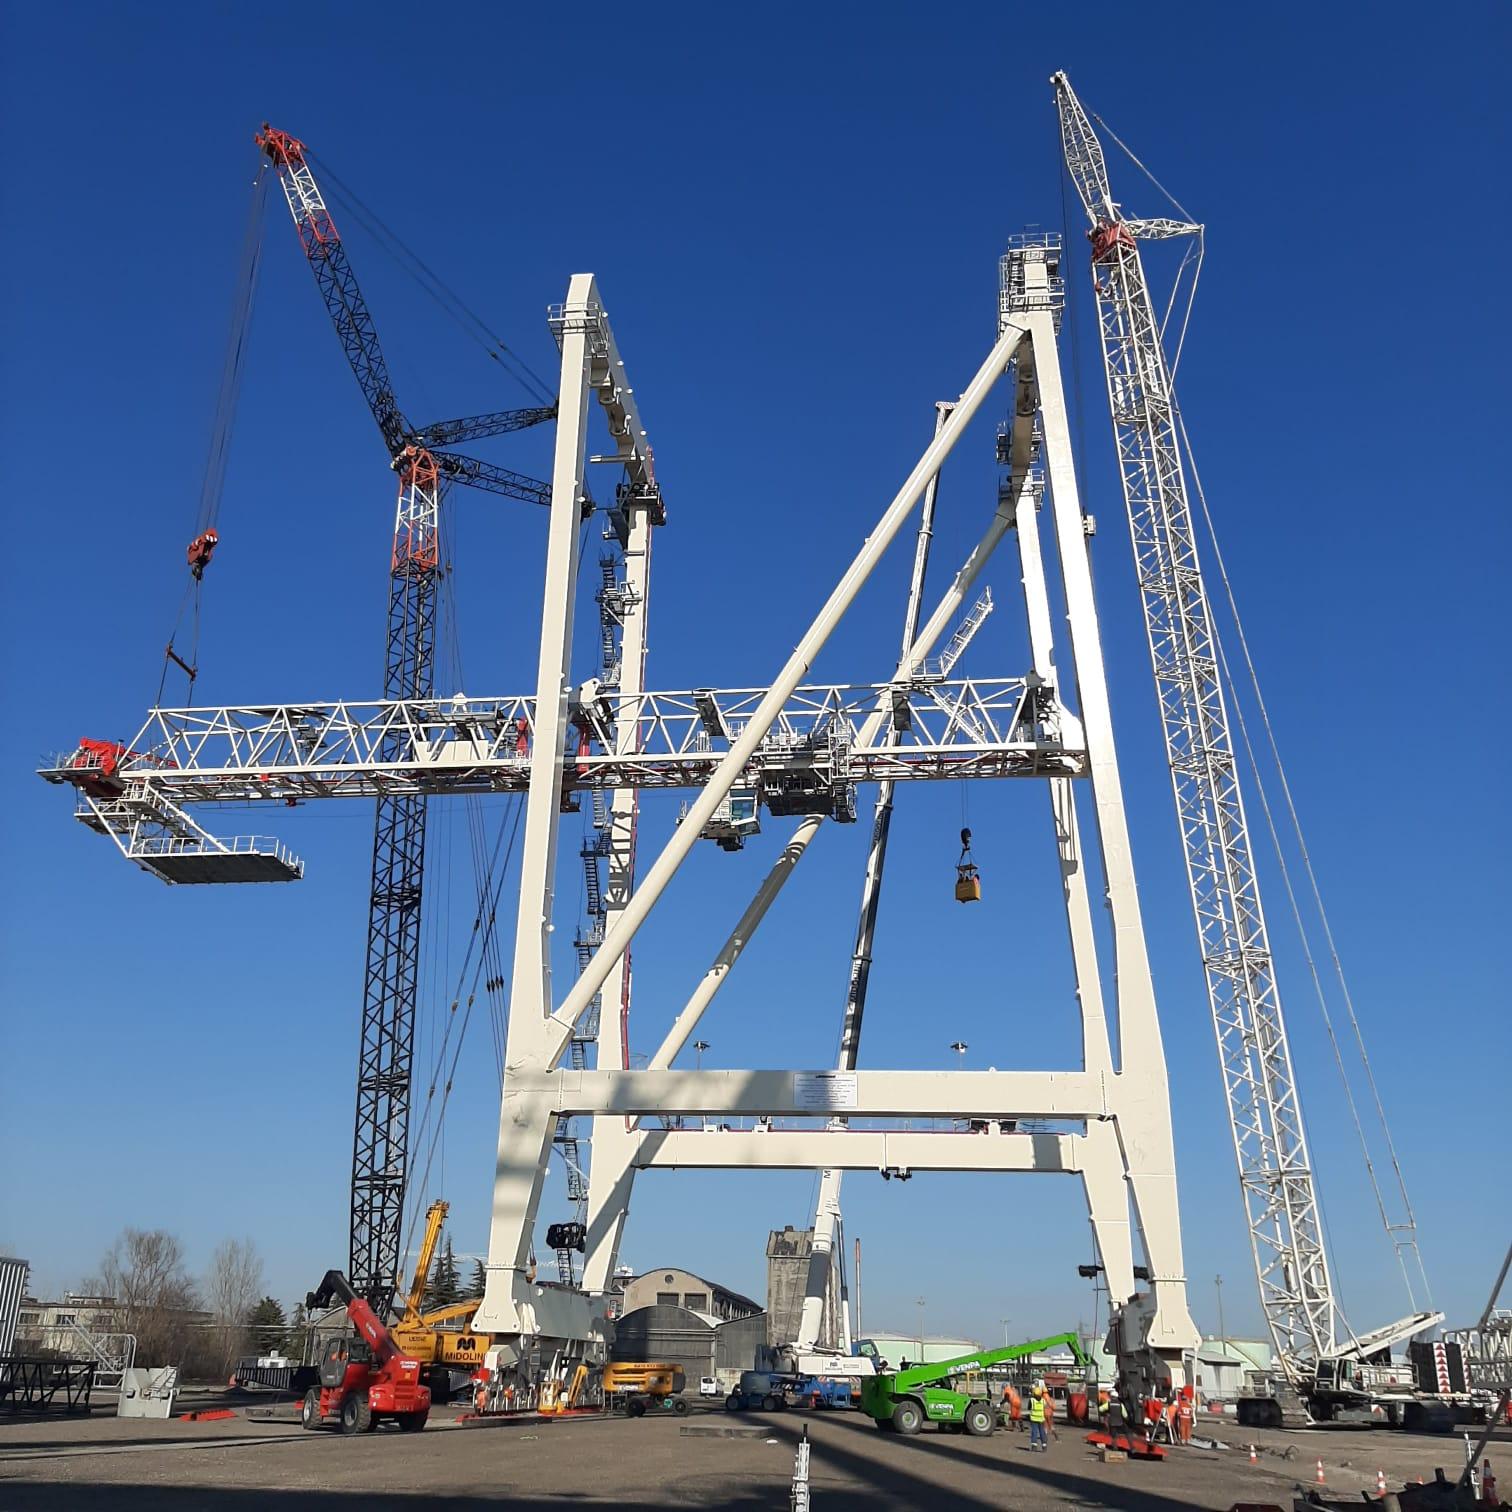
[299,1270,431,1434]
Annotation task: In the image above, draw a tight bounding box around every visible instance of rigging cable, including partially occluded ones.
[1173,401,1432,1314]
[158,163,271,705]
[307,150,555,407]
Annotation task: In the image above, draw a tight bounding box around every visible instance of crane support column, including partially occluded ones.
[1014,240,1196,1365]
[350,447,440,1306]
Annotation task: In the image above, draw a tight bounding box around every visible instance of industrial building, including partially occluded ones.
[615,1267,762,1325]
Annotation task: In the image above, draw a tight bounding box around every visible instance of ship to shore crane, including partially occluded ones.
[1050,73,1440,1424]
[255,125,553,1310]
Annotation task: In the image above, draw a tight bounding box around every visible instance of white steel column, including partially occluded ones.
[1011,478,1113,1078]
[1026,288,1195,1361]
[476,275,601,1337]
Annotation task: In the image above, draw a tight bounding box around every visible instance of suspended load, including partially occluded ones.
[954,826,981,903]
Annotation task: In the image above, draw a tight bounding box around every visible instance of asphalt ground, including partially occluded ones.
[0,1402,1493,1510]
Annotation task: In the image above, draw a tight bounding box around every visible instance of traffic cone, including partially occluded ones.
[1376,1468,1387,1496]
[1316,1458,1326,1486]
[1249,1444,1257,1464]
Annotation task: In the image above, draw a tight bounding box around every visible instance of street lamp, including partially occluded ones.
[916,1296,927,1360]
[1215,1274,1226,1353]
[693,1039,710,1070]
[950,1040,969,1066]
[1000,1317,1012,1347]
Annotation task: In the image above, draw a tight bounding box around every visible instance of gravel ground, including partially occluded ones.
[0,1401,1492,1510]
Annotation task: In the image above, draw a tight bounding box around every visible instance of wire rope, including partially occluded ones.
[308,151,555,406]
[157,164,271,706]
[1171,401,1432,1314]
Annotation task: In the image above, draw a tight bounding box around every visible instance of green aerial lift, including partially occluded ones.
[859,1333,1093,1436]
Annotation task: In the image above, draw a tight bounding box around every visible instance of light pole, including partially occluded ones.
[916,1296,927,1360]
[1000,1317,1012,1347]
[693,1039,710,1070]
[1215,1274,1226,1353]
[950,1040,969,1066]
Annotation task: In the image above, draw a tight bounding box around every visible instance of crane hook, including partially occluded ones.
[955,827,981,903]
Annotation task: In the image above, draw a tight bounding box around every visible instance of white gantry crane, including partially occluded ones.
[45,258,1202,1403]
[1051,72,1439,1423]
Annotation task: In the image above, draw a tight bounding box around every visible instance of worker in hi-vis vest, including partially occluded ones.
[1028,1385,1048,1451]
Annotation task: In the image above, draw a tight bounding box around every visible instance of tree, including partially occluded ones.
[95,1228,199,1368]
[425,1237,462,1310]
[244,1296,287,1356]
[286,1302,312,1366]
[206,1237,264,1378]
[468,1257,487,1300]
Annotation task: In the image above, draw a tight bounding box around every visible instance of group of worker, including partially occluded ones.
[1093,1381,1195,1447]
[1002,1378,1197,1452]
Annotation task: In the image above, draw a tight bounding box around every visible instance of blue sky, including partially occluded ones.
[2,2,1507,1350]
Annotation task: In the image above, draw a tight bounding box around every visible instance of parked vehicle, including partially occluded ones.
[726,1370,788,1412]
[699,1376,721,1398]
[795,1376,856,1409]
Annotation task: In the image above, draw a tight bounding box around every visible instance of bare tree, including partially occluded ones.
[206,1237,264,1378]
[97,1228,199,1367]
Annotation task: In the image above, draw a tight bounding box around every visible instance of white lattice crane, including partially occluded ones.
[1051,72,1438,1411]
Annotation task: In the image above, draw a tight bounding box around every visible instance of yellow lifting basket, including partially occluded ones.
[955,826,982,903]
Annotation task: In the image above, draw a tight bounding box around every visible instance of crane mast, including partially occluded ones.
[256,125,549,1307]
[1050,73,1337,1372]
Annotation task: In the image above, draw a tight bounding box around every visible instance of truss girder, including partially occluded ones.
[46,679,1075,809]
[347,454,440,1307]
[1054,72,1336,1367]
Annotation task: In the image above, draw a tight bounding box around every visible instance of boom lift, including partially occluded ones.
[860,1333,1091,1437]
[1051,72,1441,1427]
[299,1270,431,1434]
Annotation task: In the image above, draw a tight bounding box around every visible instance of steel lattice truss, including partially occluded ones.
[48,678,1071,799]
[348,449,439,1306]
[1054,73,1337,1368]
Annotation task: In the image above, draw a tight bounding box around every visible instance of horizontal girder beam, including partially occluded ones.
[632,1126,1084,1174]
[514,1067,1109,1120]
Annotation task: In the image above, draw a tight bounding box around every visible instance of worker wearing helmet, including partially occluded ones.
[1177,1386,1194,1445]
[1028,1384,1048,1451]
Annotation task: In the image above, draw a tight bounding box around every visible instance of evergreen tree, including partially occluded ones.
[468,1257,487,1299]
[425,1237,463,1310]
[286,1301,311,1365]
[244,1296,288,1355]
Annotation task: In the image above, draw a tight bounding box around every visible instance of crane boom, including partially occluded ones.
[1051,71,1337,1373]
[256,123,549,1308]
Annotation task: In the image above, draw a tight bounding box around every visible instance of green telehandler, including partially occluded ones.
[859,1332,1093,1436]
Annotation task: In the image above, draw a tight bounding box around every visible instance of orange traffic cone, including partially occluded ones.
[1316,1458,1326,1486]
[1249,1444,1257,1464]
[1376,1468,1387,1496]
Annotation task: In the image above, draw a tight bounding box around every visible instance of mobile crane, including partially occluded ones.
[387,1200,492,1391]
[1051,71,1441,1430]
[860,1333,1091,1437]
[299,1270,431,1434]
